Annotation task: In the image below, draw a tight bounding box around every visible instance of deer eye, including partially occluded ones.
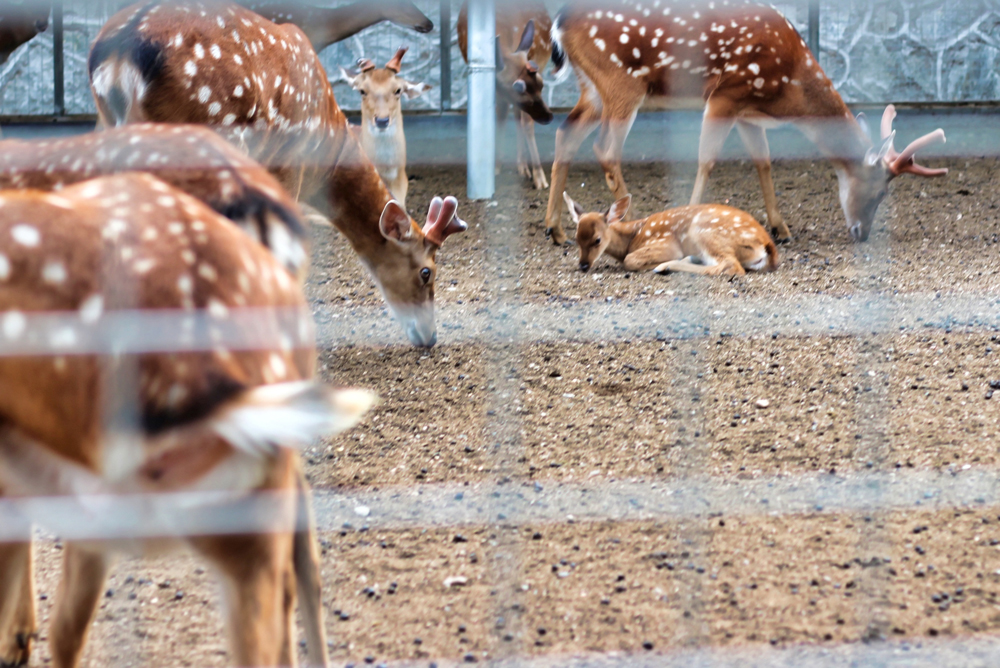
[420,267,432,283]
[395,88,402,96]
[593,238,602,247]
[359,89,367,96]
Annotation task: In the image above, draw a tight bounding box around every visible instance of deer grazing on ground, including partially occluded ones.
[341,47,431,206]
[89,0,467,348]
[247,0,433,52]
[0,124,310,278]
[0,172,376,668]
[0,1,50,65]
[565,193,777,276]
[545,2,948,245]
[458,1,555,190]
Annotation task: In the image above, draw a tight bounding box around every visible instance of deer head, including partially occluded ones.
[565,192,631,272]
[342,47,430,132]
[839,105,948,242]
[0,1,50,65]
[369,196,467,348]
[496,19,553,125]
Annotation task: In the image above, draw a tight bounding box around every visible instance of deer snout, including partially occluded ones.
[374,117,391,130]
[579,261,591,273]
[849,222,870,242]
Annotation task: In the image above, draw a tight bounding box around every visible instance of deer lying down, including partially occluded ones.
[342,47,431,206]
[565,193,779,277]
[0,124,309,278]
[0,173,375,668]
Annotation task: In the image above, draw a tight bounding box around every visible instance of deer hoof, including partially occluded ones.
[772,229,793,245]
[546,228,567,245]
[0,631,36,667]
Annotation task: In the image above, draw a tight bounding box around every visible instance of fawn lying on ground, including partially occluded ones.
[565,193,778,276]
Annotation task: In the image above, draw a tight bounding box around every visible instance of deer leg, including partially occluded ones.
[516,113,531,180]
[545,99,602,245]
[593,110,637,209]
[622,244,683,272]
[691,105,737,207]
[520,112,548,190]
[49,544,113,668]
[654,256,745,277]
[736,121,790,242]
[0,539,36,668]
[292,465,329,668]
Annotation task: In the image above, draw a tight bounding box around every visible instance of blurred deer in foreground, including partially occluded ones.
[90,0,467,348]
[545,2,948,245]
[565,193,778,276]
[0,173,375,668]
[459,1,555,189]
[0,1,50,65]
[247,0,433,52]
[342,47,431,206]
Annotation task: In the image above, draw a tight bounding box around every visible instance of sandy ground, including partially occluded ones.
[25,153,1000,667]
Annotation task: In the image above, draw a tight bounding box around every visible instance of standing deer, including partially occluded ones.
[0,1,50,65]
[341,47,431,206]
[565,192,778,276]
[247,0,433,53]
[0,173,376,668]
[89,0,467,348]
[545,2,948,245]
[458,1,555,190]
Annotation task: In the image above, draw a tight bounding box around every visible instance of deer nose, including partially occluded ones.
[579,262,590,273]
[375,117,391,130]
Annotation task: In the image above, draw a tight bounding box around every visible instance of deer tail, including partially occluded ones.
[765,238,780,272]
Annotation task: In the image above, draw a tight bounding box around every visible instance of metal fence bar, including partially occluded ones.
[439,0,452,111]
[808,0,820,59]
[52,0,65,116]
[466,0,495,199]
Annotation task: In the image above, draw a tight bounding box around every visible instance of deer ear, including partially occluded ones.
[562,192,583,224]
[341,67,362,89]
[866,132,894,166]
[607,194,632,224]
[379,200,413,242]
[512,79,527,94]
[403,80,432,99]
[517,19,535,54]
[856,112,871,140]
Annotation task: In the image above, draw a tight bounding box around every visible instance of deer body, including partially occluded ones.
[458,1,555,190]
[0,1,50,65]
[342,48,431,206]
[90,1,467,348]
[566,193,777,276]
[545,1,947,245]
[0,173,375,668]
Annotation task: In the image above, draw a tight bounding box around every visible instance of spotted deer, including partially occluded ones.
[0,172,376,668]
[458,1,555,190]
[0,123,310,278]
[89,0,467,348]
[341,47,431,206]
[545,1,948,245]
[247,0,433,52]
[0,1,50,65]
[565,192,777,276]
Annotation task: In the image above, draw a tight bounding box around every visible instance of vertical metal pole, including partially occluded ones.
[807,0,820,61]
[439,0,452,112]
[466,0,495,200]
[53,0,65,116]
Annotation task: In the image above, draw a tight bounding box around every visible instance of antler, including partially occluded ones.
[356,58,376,73]
[880,105,949,178]
[422,196,467,247]
[385,46,408,73]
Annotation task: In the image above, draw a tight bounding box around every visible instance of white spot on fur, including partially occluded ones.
[0,254,9,281]
[2,311,26,339]
[11,225,40,247]
[79,294,104,323]
[42,261,67,284]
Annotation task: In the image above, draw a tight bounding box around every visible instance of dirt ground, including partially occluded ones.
[28,153,1000,667]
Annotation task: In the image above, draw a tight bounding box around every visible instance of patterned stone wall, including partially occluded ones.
[0,0,997,117]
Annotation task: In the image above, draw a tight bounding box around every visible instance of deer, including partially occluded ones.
[0,172,376,668]
[246,0,433,53]
[0,1,50,65]
[0,123,310,278]
[341,47,431,206]
[458,1,555,190]
[89,0,468,349]
[564,192,778,276]
[544,2,949,245]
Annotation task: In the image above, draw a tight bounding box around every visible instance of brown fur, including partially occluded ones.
[0,174,374,667]
[458,1,554,190]
[545,1,947,244]
[567,193,778,277]
[0,1,49,65]
[90,1,466,347]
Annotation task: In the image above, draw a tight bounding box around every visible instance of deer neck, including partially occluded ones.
[795,79,873,170]
[360,118,406,172]
[325,131,395,257]
[605,219,644,263]
[305,2,396,51]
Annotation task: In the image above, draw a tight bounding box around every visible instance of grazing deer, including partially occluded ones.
[0,1,50,65]
[0,173,375,668]
[565,192,778,276]
[545,2,948,245]
[458,1,555,190]
[0,124,309,278]
[341,47,431,206]
[89,0,467,348]
[247,0,433,52]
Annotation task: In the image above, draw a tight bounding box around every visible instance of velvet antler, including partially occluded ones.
[881,105,949,178]
[386,47,408,74]
[422,196,467,247]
